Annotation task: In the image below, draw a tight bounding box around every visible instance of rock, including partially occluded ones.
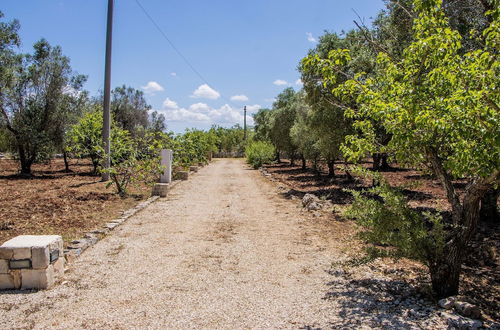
[31,246,50,269]
[302,193,323,211]
[0,259,8,273]
[309,202,322,211]
[444,312,482,330]
[104,222,119,230]
[454,301,481,319]
[21,265,55,289]
[439,297,456,310]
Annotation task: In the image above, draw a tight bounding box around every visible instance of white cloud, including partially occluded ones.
[170,72,177,77]
[162,97,179,110]
[230,94,249,102]
[264,98,276,103]
[191,84,220,100]
[158,101,254,126]
[306,32,317,43]
[295,79,303,86]
[141,81,164,95]
[273,79,288,86]
[189,102,210,113]
[165,108,211,122]
[246,104,261,113]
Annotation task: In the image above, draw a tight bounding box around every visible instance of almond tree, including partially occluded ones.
[308,0,499,297]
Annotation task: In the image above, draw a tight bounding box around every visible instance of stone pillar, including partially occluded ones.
[0,235,64,290]
[153,149,173,197]
[160,149,173,184]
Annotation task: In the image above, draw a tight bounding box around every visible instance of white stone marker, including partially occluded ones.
[0,235,64,290]
[160,149,173,184]
[153,149,173,197]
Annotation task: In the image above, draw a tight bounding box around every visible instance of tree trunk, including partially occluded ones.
[480,187,499,223]
[427,156,496,297]
[430,192,484,298]
[380,154,391,170]
[429,243,462,298]
[275,150,281,163]
[91,158,99,175]
[345,169,354,182]
[18,144,32,176]
[301,155,306,170]
[327,160,335,178]
[372,153,381,171]
[290,153,295,166]
[63,150,71,172]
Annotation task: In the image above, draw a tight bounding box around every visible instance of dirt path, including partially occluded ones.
[0,159,447,329]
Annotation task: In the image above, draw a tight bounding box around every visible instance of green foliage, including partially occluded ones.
[102,130,164,197]
[252,108,274,142]
[1,38,85,174]
[345,168,445,265]
[172,129,218,167]
[269,88,298,159]
[110,85,151,134]
[67,108,132,174]
[303,0,499,297]
[290,92,321,164]
[330,0,500,179]
[245,141,275,169]
[209,124,246,153]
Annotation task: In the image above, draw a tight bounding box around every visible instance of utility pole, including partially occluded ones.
[243,106,247,140]
[102,0,114,181]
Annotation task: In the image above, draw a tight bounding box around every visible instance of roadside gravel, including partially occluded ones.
[0,159,449,329]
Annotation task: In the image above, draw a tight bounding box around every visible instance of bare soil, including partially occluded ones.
[265,160,499,323]
[0,158,149,245]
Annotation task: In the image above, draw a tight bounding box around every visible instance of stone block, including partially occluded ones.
[13,247,31,260]
[189,166,198,172]
[53,257,64,275]
[0,270,21,289]
[0,273,16,289]
[0,247,13,259]
[32,246,50,269]
[104,222,119,230]
[0,259,8,273]
[0,235,64,290]
[21,265,54,289]
[177,171,189,180]
[152,183,169,197]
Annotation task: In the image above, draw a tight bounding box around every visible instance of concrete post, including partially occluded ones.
[160,149,173,184]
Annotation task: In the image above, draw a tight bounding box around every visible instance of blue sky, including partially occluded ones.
[2,0,385,133]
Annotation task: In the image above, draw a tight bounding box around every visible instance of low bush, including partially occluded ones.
[245,141,275,169]
[344,167,446,271]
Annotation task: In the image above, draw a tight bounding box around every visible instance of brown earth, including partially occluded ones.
[264,160,499,323]
[0,158,149,245]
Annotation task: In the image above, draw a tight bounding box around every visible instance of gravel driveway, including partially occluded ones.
[0,159,448,329]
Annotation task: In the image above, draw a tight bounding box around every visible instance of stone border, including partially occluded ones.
[64,180,181,263]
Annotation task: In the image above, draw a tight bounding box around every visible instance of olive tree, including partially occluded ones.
[1,38,85,175]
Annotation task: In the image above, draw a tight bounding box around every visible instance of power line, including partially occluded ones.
[134,0,213,92]
[134,0,248,121]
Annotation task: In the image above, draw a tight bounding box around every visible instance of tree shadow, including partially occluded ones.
[299,269,439,329]
[400,189,434,202]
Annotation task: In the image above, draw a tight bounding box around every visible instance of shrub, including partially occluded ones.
[245,141,275,169]
[344,167,446,268]
[102,131,164,197]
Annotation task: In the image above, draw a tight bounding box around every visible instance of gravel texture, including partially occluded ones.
[0,159,450,329]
